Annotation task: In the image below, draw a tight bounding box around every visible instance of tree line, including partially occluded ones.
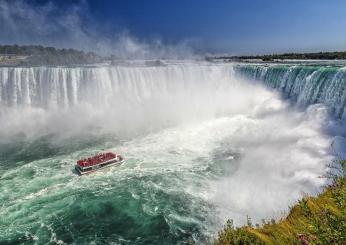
[212,51,346,61]
[0,45,103,65]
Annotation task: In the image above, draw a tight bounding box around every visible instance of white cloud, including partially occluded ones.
[0,0,197,58]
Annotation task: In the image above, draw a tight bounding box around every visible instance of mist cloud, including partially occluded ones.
[0,62,337,237]
[0,0,197,58]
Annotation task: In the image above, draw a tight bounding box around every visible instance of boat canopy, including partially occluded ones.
[77,152,117,167]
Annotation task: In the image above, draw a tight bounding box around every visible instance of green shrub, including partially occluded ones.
[214,161,346,245]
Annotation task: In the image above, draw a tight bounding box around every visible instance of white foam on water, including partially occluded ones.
[0,62,337,242]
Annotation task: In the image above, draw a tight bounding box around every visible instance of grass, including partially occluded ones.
[214,160,346,245]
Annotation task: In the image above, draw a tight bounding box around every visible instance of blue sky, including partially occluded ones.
[2,0,346,55]
[87,0,346,54]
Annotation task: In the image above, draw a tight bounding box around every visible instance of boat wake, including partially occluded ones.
[0,63,335,244]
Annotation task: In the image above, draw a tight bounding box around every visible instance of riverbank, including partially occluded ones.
[0,54,29,66]
[0,45,102,66]
[214,161,346,245]
[209,51,346,62]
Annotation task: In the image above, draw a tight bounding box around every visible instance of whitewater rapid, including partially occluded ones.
[0,62,335,244]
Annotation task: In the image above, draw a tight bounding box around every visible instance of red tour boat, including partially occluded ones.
[75,152,124,175]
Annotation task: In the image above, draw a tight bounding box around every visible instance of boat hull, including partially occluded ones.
[75,159,124,175]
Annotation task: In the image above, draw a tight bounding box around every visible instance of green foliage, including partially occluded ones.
[214,220,264,245]
[214,161,346,245]
[214,51,346,61]
[308,177,346,245]
[339,160,346,174]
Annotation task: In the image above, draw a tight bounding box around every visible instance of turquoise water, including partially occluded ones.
[0,63,332,244]
[1,129,218,244]
[235,64,346,118]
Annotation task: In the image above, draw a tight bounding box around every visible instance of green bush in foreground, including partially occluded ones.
[214,161,346,245]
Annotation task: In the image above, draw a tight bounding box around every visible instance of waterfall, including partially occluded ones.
[3,63,346,119]
[235,64,346,119]
[0,63,336,244]
[0,64,233,109]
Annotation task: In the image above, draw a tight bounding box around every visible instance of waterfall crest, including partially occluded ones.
[0,64,233,108]
[236,64,346,118]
